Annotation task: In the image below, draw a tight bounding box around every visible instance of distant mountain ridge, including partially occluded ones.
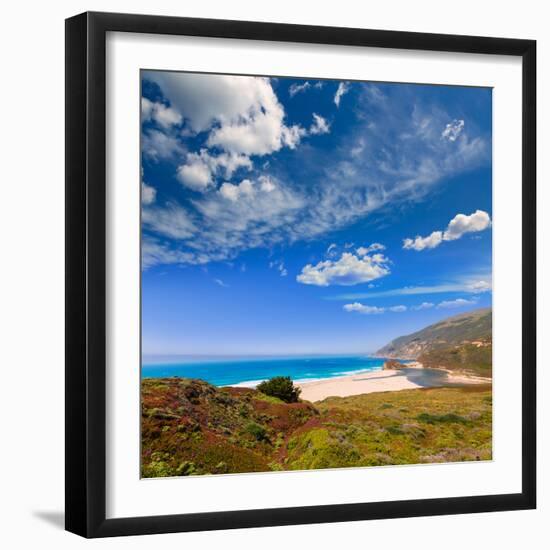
[376,308,492,360]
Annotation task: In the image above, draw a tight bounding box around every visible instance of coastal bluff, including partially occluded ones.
[376,308,492,377]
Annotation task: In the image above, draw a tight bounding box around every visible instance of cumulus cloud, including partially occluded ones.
[443,210,492,241]
[177,158,213,191]
[343,303,406,314]
[403,210,491,251]
[218,176,277,202]
[343,303,385,314]
[467,280,492,293]
[413,302,435,310]
[442,119,465,142]
[297,250,390,287]
[145,72,305,157]
[403,231,443,251]
[334,82,350,107]
[208,112,305,156]
[437,298,477,309]
[141,97,182,128]
[219,179,255,201]
[176,149,253,192]
[309,113,330,135]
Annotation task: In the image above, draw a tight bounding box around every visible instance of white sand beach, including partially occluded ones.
[297,366,490,402]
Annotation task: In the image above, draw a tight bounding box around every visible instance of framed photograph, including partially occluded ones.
[65,11,536,538]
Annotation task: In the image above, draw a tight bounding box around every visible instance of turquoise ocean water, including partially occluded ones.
[141,355,388,387]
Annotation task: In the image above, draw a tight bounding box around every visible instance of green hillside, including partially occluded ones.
[376,308,492,357]
[142,377,492,477]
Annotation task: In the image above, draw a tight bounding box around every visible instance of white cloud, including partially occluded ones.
[443,210,492,241]
[343,303,406,315]
[219,179,256,201]
[334,82,350,107]
[403,231,443,251]
[142,204,196,240]
[215,152,253,177]
[467,280,492,293]
[413,302,435,310]
[403,210,491,251]
[297,250,390,287]
[343,303,384,315]
[177,158,213,191]
[214,278,229,288]
[437,298,477,309]
[141,237,197,269]
[442,119,465,142]
[327,274,493,301]
[289,81,324,97]
[141,129,184,161]
[289,81,311,97]
[176,149,253,192]
[146,72,305,157]
[356,243,385,256]
[309,113,330,135]
[141,78,492,268]
[141,182,156,205]
[208,112,305,156]
[141,97,182,128]
[155,175,305,265]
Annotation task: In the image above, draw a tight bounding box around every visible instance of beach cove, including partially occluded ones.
[297,364,491,402]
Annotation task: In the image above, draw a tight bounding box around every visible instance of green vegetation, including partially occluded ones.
[375,308,492,376]
[141,377,492,477]
[257,376,301,403]
[418,343,492,377]
[376,308,492,360]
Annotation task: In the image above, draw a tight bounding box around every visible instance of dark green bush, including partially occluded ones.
[416,412,471,425]
[244,422,268,442]
[257,376,301,403]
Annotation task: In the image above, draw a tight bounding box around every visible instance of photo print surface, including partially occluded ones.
[140,70,493,478]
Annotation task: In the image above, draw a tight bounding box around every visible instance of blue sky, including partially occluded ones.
[141,71,492,355]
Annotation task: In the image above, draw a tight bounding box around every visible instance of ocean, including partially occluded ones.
[141,355,387,387]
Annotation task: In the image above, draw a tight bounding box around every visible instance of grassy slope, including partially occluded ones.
[142,378,492,477]
[376,308,492,357]
[418,343,492,377]
[376,308,492,376]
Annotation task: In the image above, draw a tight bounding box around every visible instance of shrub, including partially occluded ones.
[416,412,471,425]
[257,376,301,403]
[244,422,268,442]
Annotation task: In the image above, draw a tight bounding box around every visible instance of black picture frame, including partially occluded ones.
[65,11,536,538]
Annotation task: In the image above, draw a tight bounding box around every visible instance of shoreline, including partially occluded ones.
[297,365,491,402]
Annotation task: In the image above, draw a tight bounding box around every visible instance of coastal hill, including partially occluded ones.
[142,377,491,477]
[376,308,492,376]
